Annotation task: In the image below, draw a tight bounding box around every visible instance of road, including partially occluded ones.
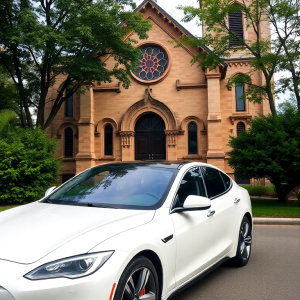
[171,225,300,300]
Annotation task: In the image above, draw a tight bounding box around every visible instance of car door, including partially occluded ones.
[170,167,217,287]
[201,167,241,259]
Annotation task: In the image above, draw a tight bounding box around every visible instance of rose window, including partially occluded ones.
[133,46,169,82]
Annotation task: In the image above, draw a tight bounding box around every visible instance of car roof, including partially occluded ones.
[99,161,201,170]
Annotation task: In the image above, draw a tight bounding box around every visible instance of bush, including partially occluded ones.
[0,128,61,205]
[241,185,277,197]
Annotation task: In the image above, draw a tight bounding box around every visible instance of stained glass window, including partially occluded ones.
[133,46,169,81]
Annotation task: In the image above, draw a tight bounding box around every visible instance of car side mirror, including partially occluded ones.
[171,195,211,213]
[183,195,211,210]
[45,186,57,197]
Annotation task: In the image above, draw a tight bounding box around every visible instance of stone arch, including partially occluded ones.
[180,116,206,132]
[57,122,78,139]
[120,88,177,132]
[95,118,118,137]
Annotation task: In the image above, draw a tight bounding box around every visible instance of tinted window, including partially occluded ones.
[236,84,245,111]
[64,127,73,157]
[188,122,198,154]
[45,164,177,210]
[104,124,113,156]
[174,167,206,208]
[202,167,226,198]
[220,172,232,190]
[65,89,73,117]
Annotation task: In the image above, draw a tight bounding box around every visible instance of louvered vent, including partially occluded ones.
[237,122,246,136]
[229,10,244,47]
[64,127,73,157]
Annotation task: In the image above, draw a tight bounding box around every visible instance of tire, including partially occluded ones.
[114,256,159,300]
[232,216,252,267]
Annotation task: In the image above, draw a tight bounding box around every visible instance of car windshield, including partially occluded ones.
[44,164,177,210]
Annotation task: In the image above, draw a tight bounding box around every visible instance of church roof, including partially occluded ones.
[135,0,228,78]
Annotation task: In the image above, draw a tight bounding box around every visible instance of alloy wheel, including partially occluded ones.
[122,267,156,300]
[240,221,252,261]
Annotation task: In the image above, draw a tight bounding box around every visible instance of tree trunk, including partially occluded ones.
[274,183,289,203]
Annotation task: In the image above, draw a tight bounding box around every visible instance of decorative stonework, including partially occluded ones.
[120,87,178,132]
[230,115,252,125]
[165,130,179,147]
[95,118,118,137]
[228,61,250,67]
[57,122,78,139]
[119,131,135,148]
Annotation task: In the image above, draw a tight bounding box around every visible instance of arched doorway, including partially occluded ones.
[135,113,166,160]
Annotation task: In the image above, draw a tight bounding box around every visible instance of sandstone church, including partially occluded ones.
[45,0,270,184]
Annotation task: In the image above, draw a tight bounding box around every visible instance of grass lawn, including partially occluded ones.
[1,198,300,218]
[251,198,300,218]
[0,205,20,212]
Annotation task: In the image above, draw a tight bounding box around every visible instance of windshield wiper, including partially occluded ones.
[86,203,118,209]
[42,199,53,204]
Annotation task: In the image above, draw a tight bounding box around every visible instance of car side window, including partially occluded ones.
[201,167,226,199]
[173,167,206,208]
[220,171,232,191]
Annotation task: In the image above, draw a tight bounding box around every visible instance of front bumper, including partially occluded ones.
[0,251,131,300]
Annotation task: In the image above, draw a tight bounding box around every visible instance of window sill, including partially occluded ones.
[230,114,252,125]
[99,156,116,161]
[182,154,202,160]
[63,157,76,161]
[63,117,75,121]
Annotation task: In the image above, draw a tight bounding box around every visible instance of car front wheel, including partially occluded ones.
[114,256,159,300]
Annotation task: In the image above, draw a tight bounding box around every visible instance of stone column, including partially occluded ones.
[165,130,179,160]
[119,131,135,161]
[76,88,96,173]
[205,68,225,170]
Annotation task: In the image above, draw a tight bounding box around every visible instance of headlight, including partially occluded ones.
[24,251,113,280]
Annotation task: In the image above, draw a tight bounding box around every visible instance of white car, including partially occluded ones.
[0,162,252,300]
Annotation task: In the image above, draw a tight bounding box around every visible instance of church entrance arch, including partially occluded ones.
[135,113,166,160]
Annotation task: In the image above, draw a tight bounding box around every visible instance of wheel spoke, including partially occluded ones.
[136,268,150,295]
[240,241,245,254]
[140,292,156,300]
[245,236,252,245]
[124,276,135,299]
[241,244,248,259]
[243,223,249,238]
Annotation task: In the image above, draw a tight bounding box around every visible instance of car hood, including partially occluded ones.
[0,202,155,264]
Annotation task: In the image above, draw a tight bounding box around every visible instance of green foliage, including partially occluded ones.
[0,128,61,205]
[0,110,16,135]
[178,0,300,115]
[228,110,300,202]
[241,185,277,197]
[0,0,152,129]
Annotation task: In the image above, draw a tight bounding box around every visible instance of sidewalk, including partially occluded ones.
[254,217,300,225]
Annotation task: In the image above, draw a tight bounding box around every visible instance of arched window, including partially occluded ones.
[229,10,244,47]
[64,127,73,157]
[188,122,198,154]
[236,83,245,111]
[65,88,73,117]
[104,124,113,156]
[237,122,246,136]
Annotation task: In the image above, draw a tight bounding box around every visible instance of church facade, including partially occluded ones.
[45,0,270,183]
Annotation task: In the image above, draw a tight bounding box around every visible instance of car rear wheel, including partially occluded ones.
[233,216,252,267]
[114,256,159,300]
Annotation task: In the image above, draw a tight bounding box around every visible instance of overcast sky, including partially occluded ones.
[136,0,288,105]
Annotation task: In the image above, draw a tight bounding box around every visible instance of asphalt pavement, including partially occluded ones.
[171,225,300,300]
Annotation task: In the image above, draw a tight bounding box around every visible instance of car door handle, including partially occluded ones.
[207,210,215,217]
[234,198,240,204]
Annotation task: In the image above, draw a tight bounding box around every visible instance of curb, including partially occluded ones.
[253,217,300,225]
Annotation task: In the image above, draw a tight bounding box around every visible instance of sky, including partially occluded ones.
[136,0,289,105]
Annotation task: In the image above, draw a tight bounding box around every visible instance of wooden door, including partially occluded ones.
[135,114,166,161]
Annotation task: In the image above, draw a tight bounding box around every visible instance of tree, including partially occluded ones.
[0,128,61,205]
[178,0,300,115]
[0,0,152,129]
[227,109,300,202]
